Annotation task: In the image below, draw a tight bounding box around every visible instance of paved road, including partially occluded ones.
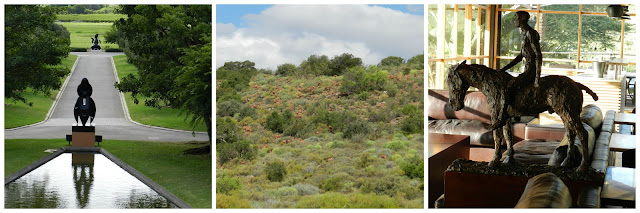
[5,52,209,142]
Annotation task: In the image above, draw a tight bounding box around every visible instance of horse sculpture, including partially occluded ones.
[446,60,598,171]
[74,78,96,126]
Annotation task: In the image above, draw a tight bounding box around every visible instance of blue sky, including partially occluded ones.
[217,4,424,27]
[216,5,424,69]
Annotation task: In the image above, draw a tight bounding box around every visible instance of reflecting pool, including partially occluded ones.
[5,153,177,208]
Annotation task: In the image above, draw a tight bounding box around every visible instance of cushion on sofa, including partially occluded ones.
[428,89,492,123]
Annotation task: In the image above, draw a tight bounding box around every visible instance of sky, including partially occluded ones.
[216,4,424,69]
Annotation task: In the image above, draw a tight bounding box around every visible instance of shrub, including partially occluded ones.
[216,193,251,208]
[320,172,351,192]
[378,56,404,67]
[400,115,423,135]
[284,118,314,138]
[407,54,424,70]
[326,141,345,149]
[357,91,369,101]
[401,104,420,116]
[216,176,241,194]
[295,192,402,208]
[238,105,257,119]
[343,119,371,139]
[265,111,286,133]
[70,47,88,52]
[276,186,298,196]
[340,66,388,95]
[216,117,240,144]
[276,63,299,76]
[265,161,287,182]
[384,140,406,151]
[217,99,242,117]
[292,183,321,196]
[329,53,363,76]
[400,154,424,179]
[217,140,256,164]
[357,152,376,168]
[104,48,121,52]
[299,54,330,75]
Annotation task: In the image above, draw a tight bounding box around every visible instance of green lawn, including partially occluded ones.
[4,139,212,208]
[58,22,119,50]
[57,13,125,22]
[4,54,78,129]
[113,55,207,132]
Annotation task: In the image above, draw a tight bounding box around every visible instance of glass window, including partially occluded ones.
[539,13,579,61]
[580,14,622,62]
[541,4,579,12]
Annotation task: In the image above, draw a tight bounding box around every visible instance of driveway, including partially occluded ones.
[5,52,209,142]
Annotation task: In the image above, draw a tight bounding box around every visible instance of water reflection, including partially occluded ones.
[72,153,94,208]
[5,153,177,208]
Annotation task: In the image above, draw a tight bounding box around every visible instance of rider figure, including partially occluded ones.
[490,11,543,129]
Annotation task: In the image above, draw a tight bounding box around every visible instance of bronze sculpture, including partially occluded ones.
[74,78,96,126]
[91,34,101,50]
[446,61,597,171]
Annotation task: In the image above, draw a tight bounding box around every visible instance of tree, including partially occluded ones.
[329,53,363,76]
[299,54,330,75]
[407,54,424,70]
[275,63,298,76]
[5,5,71,105]
[108,5,212,153]
[378,56,404,67]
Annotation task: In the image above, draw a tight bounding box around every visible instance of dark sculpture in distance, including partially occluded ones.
[91,34,101,50]
[74,78,96,126]
[446,60,598,171]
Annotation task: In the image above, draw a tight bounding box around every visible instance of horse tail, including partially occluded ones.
[577,82,598,101]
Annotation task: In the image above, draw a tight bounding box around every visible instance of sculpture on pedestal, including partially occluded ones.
[74,78,96,126]
[91,34,101,50]
[446,60,598,171]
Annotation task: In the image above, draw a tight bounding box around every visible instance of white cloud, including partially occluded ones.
[216,5,424,69]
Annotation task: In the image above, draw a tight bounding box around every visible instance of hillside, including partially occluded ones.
[216,56,424,208]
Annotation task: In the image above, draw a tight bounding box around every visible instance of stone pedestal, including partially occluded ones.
[72,126,95,147]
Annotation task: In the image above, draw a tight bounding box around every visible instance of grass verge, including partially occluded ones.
[113,55,207,132]
[57,22,119,50]
[4,138,212,208]
[56,14,126,22]
[4,54,78,129]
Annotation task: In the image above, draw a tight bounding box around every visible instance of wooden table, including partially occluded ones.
[601,166,636,207]
[614,113,636,125]
[610,133,636,152]
[428,133,470,208]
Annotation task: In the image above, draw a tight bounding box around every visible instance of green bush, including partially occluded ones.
[217,140,256,164]
[378,56,404,66]
[320,172,351,192]
[400,154,424,179]
[265,111,286,133]
[275,186,298,196]
[265,161,287,182]
[356,91,369,101]
[238,105,257,119]
[70,47,87,52]
[217,99,242,117]
[384,140,406,151]
[216,117,240,144]
[276,63,299,76]
[292,183,321,196]
[329,53,363,76]
[401,104,420,116]
[216,193,251,208]
[343,119,371,139]
[407,54,424,70]
[216,176,241,194]
[104,48,121,52]
[340,66,387,95]
[400,115,423,135]
[325,141,345,149]
[299,54,330,75]
[295,192,402,208]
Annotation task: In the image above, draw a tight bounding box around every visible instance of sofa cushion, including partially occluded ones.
[429,119,528,147]
[601,110,616,133]
[548,122,596,167]
[580,104,603,133]
[428,89,492,123]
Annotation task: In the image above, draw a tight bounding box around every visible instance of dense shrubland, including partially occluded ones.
[216,53,424,208]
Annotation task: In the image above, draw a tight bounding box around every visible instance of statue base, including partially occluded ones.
[442,159,603,207]
[71,126,95,147]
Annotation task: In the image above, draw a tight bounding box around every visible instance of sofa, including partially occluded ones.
[428,89,532,148]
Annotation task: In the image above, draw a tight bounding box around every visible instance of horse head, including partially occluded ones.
[446,60,470,111]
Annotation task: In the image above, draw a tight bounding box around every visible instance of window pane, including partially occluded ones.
[581,5,609,13]
[580,14,622,62]
[539,13,579,61]
[427,5,437,59]
[499,11,538,57]
[623,7,636,64]
[541,4,579,12]
[501,4,538,11]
